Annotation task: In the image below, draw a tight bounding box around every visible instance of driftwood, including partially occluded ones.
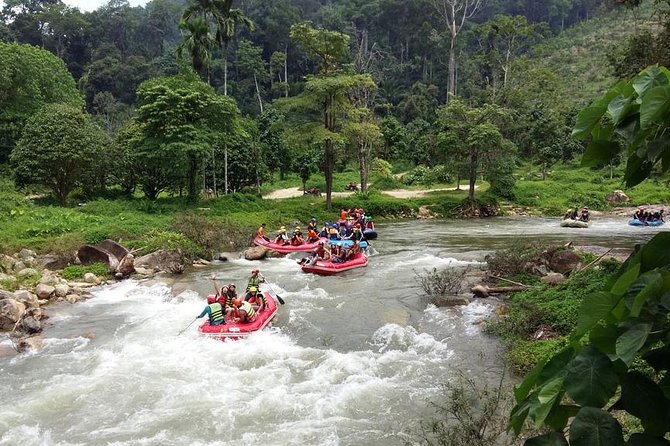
[471,284,529,298]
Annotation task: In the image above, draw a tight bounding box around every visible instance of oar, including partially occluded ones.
[259,273,285,305]
[178,317,198,335]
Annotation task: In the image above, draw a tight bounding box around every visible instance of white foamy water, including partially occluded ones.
[3,217,657,445]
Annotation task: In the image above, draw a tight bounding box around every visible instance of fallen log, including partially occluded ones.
[471,284,529,298]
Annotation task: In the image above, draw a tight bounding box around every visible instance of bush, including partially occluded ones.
[127,230,205,260]
[369,176,402,190]
[506,338,570,375]
[415,266,473,295]
[61,263,109,280]
[484,240,548,278]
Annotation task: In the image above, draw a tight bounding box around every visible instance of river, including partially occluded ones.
[0,217,666,445]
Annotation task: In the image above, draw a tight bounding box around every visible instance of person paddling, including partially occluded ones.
[245,268,265,298]
[256,223,270,242]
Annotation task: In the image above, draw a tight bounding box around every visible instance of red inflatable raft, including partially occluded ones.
[301,252,368,276]
[253,236,325,254]
[198,291,278,340]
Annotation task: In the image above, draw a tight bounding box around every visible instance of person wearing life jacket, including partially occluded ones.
[340,208,348,221]
[328,223,341,240]
[245,268,265,297]
[578,207,590,222]
[319,222,330,237]
[274,226,289,245]
[343,240,362,262]
[330,243,345,263]
[307,217,318,233]
[245,286,267,312]
[233,298,257,323]
[315,241,330,260]
[196,295,226,325]
[351,225,365,243]
[256,223,270,242]
[364,216,375,230]
[306,226,319,243]
[290,227,304,246]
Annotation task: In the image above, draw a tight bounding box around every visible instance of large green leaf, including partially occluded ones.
[640,232,670,271]
[525,432,569,446]
[610,263,641,297]
[645,136,670,162]
[572,292,621,340]
[633,65,670,97]
[621,371,670,435]
[639,86,670,129]
[545,404,580,432]
[539,346,575,382]
[608,95,636,126]
[569,407,625,446]
[643,345,670,372]
[615,323,652,366]
[624,152,654,187]
[590,324,620,356]
[626,433,670,446]
[531,376,564,427]
[565,346,619,407]
[581,139,622,167]
[572,105,607,139]
[515,357,549,401]
[625,271,663,316]
[509,399,532,435]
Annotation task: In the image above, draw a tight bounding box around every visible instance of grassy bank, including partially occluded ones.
[513,162,670,216]
[485,255,620,374]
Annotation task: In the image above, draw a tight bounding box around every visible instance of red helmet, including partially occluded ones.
[206,295,216,304]
[251,268,259,274]
[234,298,243,307]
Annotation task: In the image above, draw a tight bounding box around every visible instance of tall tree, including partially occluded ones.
[11,104,108,205]
[177,17,216,80]
[0,42,83,162]
[212,0,253,96]
[135,70,240,202]
[283,22,375,209]
[431,0,485,98]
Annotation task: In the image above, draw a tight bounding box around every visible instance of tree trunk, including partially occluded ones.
[468,150,478,202]
[223,43,229,96]
[324,94,335,209]
[212,146,217,196]
[254,73,263,114]
[359,142,368,193]
[284,46,289,98]
[224,145,228,195]
[448,32,457,97]
[188,155,198,203]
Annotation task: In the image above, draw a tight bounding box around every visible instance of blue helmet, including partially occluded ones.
[332,223,338,228]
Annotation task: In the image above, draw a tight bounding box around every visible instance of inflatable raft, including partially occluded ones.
[301,252,368,276]
[560,219,590,228]
[326,239,368,249]
[628,218,665,227]
[363,229,377,239]
[253,236,325,254]
[199,292,278,340]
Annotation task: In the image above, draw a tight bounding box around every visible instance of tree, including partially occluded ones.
[135,71,240,202]
[343,109,383,192]
[257,107,291,179]
[10,104,108,205]
[511,64,670,445]
[0,42,83,162]
[431,0,485,97]
[283,22,376,209]
[212,0,253,96]
[177,17,216,80]
[436,98,515,202]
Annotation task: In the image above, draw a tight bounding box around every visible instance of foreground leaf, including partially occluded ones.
[569,407,624,446]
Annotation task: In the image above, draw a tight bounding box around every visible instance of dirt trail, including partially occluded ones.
[262,186,468,200]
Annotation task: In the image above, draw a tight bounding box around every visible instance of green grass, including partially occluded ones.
[61,263,110,280]
[513,162,670,215]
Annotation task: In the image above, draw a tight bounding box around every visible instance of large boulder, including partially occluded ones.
[0,255,16,273]
[244,246,268,261]
[17,335,43,352]
[135,250,185,274]
[542,272,567,285]
[606,189,630,203]
[116,253,135,277]
[77,245,119,272]
[22,315,42,333]
[35,253,71,270]
[0,299,26,330]
[99,240,130,262]
[549,250,583,275]
[35,284,55,300]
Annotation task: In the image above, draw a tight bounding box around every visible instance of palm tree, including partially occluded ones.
[213,0,254,96]
[177,18,215,81]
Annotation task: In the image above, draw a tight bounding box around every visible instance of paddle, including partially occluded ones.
[178,317,197,335]
[259,273,285,305]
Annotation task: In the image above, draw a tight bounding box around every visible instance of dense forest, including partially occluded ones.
[1,0,669,207]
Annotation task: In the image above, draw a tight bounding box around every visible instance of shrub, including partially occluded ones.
[369,176,402,190]
[484,240,548,277]
[127,230,205,260]
[415,266,473,295]
[61,263,109,280]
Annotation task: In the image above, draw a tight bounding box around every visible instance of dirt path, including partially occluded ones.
[262,186,468,200]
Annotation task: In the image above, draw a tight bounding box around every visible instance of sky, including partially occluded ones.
[0,0,150,13]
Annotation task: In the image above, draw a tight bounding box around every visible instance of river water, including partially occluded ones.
[0,217,666,446]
